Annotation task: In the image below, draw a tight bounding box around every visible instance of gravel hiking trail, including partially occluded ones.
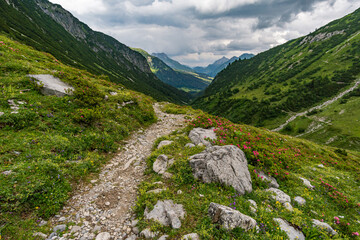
[48,103,186,240]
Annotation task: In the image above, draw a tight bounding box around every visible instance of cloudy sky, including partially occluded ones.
[49,0,360,67]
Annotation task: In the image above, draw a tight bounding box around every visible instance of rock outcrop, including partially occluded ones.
[28,74,74,97]
[144,200,185,229]
[188,128,217,147]
[153,155,174,174]
[274,218,305,240]
[190,145,252,195]
[208,202,256,230]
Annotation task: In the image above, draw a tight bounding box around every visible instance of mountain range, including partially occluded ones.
[192,8,360,150]
[0,0,190,104]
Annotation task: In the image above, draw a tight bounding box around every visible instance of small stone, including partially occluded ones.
[199,194,204,197]
[153,155,174,174]
[131,220,139,227]
[317,164,324,168]
[158,235,169,240]
[312,219,337,236]
[185,143,195,148]
[0,112,4,117]
[1,170,12,175]
[105,202,110,206]
[157,140,173,149]
[182,233,200,240]
[188,128,217,147]
[132,227,139,234]
[146,189,166,194]
[248,199,257,209]
[274,218,305,240]
[58,217,66,222]
[162,172,173,179]
[266,188,291,204]
[257,171,279,188]
[177,190,183,194]
[93,225,102,232]
[144,200,185,229]
[283,202,293,211]
[53,224,66,233]
[140,228,158,239]
[91,180,98,184]
[109,91,118,96]
[299,177,314,189]
[33,232,47,239]
[95,232,111,240]
[294,196,306,206]
[125,234,137,240]
[39,220,47,227]
[71,226,81,233]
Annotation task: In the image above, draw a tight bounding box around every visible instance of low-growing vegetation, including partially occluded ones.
[0,35,156,239]
[134,105,360,239]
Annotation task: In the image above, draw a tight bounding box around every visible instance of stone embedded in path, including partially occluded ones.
[299,177,315,189]
[274,218,305,240]
[190,145,252,195]
[188,128,217,147]
[95,232,111,240]
[144,200,185,229]
[312,219,337,236]
[157,140,174,149]
[153,155,174,174]
[28,74,74,97]
[182,233,200,240]
[257,171,279,188]
[53,224,66,233]
[294,196,306,206]
[208,202,256,230]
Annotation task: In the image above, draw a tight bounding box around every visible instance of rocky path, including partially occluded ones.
[46,103,186,240]
[273,80,360,132]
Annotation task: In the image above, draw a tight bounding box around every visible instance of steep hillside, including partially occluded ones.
[134,49,211,95]
[0,0,189,104]
[0,34,156,238]
[152,52,195,72]
[193,8,360,150]
[194,53,254,77]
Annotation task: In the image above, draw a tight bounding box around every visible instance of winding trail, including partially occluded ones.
[49,103,186,240]
[273,80,360,132]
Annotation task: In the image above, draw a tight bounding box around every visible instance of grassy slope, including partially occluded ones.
[0,0,189,104]
[0,35,156,239]
[133,48,211,95]
[134,104,360,239]
[192,8,360,150]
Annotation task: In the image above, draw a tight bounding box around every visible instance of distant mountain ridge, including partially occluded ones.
[134,49,211,96]
[153,52,254,78]
[193,53,254,77]
[192,7,360,150]
[0,0,190,103]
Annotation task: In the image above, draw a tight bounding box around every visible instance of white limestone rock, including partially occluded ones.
[208,202,256,230]
[190,145,252,195]
[188,128,217,147]
[28,74,74,97]
[274,218,305,240]
[144,200,185,229]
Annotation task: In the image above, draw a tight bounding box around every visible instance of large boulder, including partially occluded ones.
[188,128,217,147]
[28,74,74,97]
[274,218,305,240]
[208,202,256,230]
[144,200,185,229]
[153,155,174,174]
[190,145,252,195]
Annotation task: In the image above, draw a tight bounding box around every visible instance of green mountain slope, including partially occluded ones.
[0,0,189,104]
[194,54,254,77]
[193,8,360,150]
[0,34,156,238]
[134,49,211,95]
[152,52,195,72]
